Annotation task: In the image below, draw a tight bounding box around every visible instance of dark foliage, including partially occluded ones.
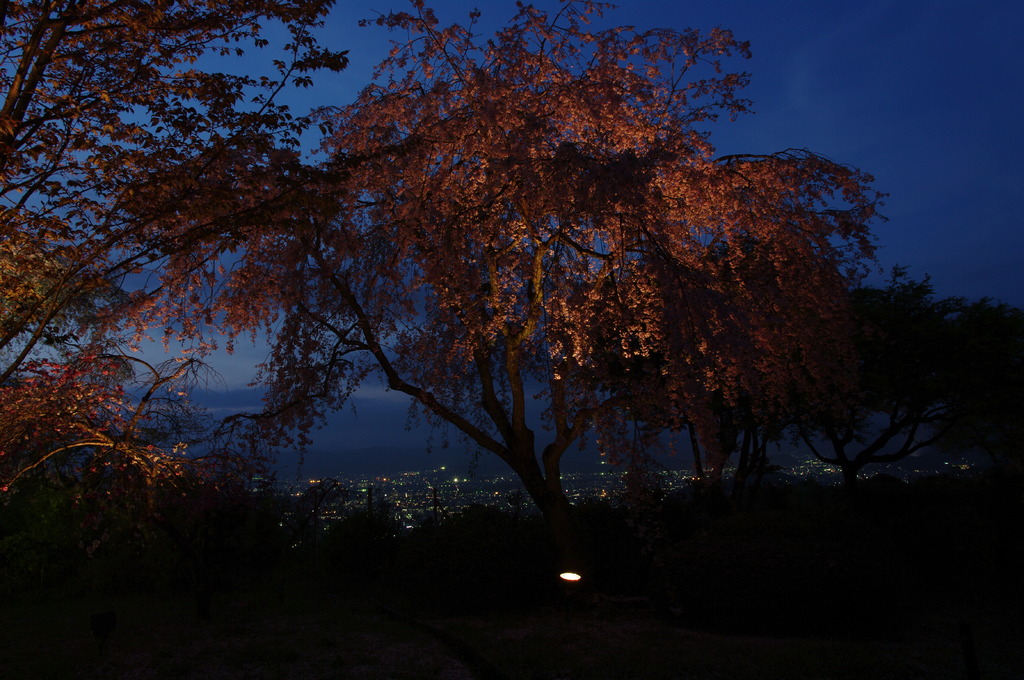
[574,500,653,595]
[856,467,1024,609]
[656,469,1024,637]
[385,505,556,615]
[320,509,400,580]
[0,476,86,596]
[660,494,913,637]
[0,474,289,607]
[5,467,1021,641]
[799,269,1024,487]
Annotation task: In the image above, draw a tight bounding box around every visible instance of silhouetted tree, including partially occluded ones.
[937,299,1024,462]
[798,268,1024,488]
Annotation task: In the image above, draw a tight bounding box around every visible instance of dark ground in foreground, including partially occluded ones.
[3,589,1022,680]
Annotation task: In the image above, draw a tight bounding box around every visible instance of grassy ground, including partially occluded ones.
[2,588,1022,680]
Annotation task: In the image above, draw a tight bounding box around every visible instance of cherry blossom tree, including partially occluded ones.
[1,1,347,492]
[0,353,208,488]
[213,1,881,574]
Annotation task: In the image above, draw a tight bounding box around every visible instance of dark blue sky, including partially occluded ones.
[201,0,1024,479]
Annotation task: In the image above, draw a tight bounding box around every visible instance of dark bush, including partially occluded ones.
[859,471,1019,607]
[0,478,89,596]
[660,498,912,637]
[574,500,652,595]
[321,510,400,580]
[387,505,555,614]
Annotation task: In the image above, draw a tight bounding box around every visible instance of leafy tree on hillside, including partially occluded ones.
[798,268,1024,488]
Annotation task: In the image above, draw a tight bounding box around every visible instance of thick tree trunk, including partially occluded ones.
[538,489,584,576]
[747,439,770,508]
[687,426,705,481]
[512,456,585,578]
[730,428,753,506]
[841,463,861,491]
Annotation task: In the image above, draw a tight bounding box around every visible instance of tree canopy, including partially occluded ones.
[1,0,347,492]
[200,1,882,571]
[799,268,1024,487]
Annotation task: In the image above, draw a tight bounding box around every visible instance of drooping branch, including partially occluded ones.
[325,267,511,463]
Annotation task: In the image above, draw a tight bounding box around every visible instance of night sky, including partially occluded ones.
[199,0,1024,479]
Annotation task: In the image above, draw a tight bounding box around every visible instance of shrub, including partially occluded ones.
[387,505,555,614]
[660,499,912,637]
